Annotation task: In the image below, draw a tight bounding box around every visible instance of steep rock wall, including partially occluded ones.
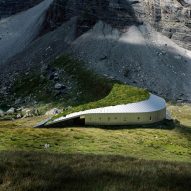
[39,0,191,50]
[140,0,191,50]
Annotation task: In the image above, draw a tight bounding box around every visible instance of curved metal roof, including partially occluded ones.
[52,94,166,123]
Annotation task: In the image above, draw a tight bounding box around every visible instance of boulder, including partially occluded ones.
[166,110,172,120]
[16,113,22,119]
[6,107,16,115]
[54,83,66,90]
[22,108,40,118]
[0,109,4,117]
[45,108,62,116]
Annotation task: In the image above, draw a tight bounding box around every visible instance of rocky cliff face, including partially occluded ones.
[0,0,191,107]
[40,0,191,50]
[141,0,191,50]
[1,0,190,49]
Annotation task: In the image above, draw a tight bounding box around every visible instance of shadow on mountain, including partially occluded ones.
[0,32,191,108]
[40,0,140,36]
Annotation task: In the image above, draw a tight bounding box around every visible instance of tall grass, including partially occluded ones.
[0,152,190,191]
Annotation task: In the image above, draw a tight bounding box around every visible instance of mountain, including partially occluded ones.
[0,0,191,108]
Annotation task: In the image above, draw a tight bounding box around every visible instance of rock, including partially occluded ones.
[166,109,172,120]
[16,113,22,119]
[53,73,59,81]
[6,107,16,114]
[44,144,50,149]
[0,110,4,117]
[45,108,62,116]
[16,107,23,112]
[54,83,66,90]
[22,108,40,118]
[174,55,182,60]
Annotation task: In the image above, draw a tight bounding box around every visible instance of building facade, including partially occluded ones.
[84,108,166,126]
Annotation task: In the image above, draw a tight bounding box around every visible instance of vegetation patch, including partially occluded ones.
[8,55,149,117]
[8,55,115,110]
[52,55,115,104]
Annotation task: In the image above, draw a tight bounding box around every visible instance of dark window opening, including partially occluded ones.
[49,117,85,127]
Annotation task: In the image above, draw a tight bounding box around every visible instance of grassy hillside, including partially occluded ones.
[9,55,149,116]
[0,105,190,190]
[0,55,190,190]
[7,55,115,110]
[0,114,190,162]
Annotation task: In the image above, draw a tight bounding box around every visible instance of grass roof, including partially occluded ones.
[52,83,149,120]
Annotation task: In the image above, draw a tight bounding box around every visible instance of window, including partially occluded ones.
[150,116,152,121]
[108,117,111,121]
[137,117,140,120]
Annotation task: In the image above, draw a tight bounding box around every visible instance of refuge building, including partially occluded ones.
[37,94,166,127]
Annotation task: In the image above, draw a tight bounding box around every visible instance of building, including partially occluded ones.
[37,94,166,127]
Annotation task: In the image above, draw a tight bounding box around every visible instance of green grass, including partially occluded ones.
[0,104,191,190]
[7,55,116,111]
[0,152,191,191]
[52,55,115,104]
[0,116,190,162]
[53,83,149,120]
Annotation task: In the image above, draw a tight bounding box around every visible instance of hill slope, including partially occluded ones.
[0,0,190,106]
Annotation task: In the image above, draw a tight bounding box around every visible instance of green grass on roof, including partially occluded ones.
[53,83,149,120]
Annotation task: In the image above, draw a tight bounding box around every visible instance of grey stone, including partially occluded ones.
[54,83,66,90]
[45,108,62,116]
[6,107,16,114]
[0,109,4,117]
